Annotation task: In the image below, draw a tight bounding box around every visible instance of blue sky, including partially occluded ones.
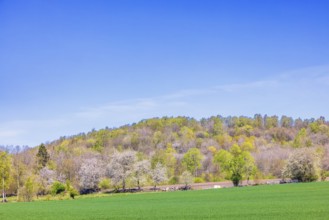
[1,0,329,147]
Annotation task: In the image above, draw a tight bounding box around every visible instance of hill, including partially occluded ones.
[1,115,329,200]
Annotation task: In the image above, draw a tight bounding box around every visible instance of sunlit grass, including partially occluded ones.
[0,182,328,220]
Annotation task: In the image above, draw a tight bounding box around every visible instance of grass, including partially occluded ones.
[0,182,328,220]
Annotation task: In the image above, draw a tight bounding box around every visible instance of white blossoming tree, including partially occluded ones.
[78,158,104,192]
[282,149,320,182]
[133,160,150,190]
[106,151,136,191]
[151,162,167,189]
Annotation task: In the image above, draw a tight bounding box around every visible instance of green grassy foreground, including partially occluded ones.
[0,182,328,220]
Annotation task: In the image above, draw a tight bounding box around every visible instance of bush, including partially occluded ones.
[65,180,79,199]
[194,177,205,183]
[180,171,193,187]
[282,149,320,182]
[51,181,66,195]
[68,188,79,199]
[168,176,179,185]
[320,170,329,181]
[98,178,111,190]
[19,177,36,202]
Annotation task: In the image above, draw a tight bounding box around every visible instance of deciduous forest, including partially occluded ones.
[1,114,329,201]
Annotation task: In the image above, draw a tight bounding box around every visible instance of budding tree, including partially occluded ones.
[0,151,11,202]
[213,144,256,186]
[180,171,193,188]
[182,148,203,177]
[106,151,136,191]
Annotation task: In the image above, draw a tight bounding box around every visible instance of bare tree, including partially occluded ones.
[38,167,55,195]
[320,145,329,181]
[12,146,26,200]
[180,171,193,188]
[254,147,290,178]
[106,151,136,191]
[55,151,80,184]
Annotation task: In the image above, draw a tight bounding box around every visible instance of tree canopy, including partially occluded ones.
[214,144,256,186]
[36,144,50,169]
[1,115,329,201]
[0,151,11,202]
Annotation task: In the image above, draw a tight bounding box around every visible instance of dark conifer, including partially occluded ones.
[36,144,50,169]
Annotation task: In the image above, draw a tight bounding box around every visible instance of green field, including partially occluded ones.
[0,182,328,220]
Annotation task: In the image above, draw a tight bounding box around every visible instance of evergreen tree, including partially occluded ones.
[36,144,50,169]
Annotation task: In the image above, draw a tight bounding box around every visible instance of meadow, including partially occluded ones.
[0,182,328,220]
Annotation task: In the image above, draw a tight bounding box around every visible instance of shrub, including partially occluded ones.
[320,170,329,181]
[282,149,320,182]
[65,180,79,199]
[180,171,193,187]
[98,178,111,190]
[68,188,79,199]
[194,177,205,183]
[51,181,66,195]
[168,176,179,185]
[19,177,36,202]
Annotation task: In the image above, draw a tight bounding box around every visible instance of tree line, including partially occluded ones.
[1,115,329,202]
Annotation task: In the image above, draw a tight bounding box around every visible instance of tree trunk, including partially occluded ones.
[137,179,140,190]
[2,177,5,203]
[17,168,20,201]
[122,179,126,191]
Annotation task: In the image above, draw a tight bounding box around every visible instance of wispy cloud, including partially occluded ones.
[0,118,71,146]
[75,98,187,121]
[216,80,279,92]
[0,129,25,138]
[74,65,329,123]
[75,99,158,119]
[275,65,329,89]
[162,88,217,100]
[1,64,329,147]
[314,75,329,85]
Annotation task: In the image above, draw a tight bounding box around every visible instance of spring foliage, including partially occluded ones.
[1,115,329,200]
[214,144,256,186]
[0,151,11,202]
